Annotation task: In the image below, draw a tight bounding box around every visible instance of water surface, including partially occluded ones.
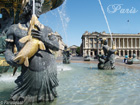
[0,63,140,105]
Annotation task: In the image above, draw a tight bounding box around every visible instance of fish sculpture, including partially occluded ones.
[14,15,46,67]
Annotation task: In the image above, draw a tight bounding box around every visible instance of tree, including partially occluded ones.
[76,47,80,56]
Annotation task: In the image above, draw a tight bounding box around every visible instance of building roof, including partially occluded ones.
[83,31,91,35]
[82,31,140,37]
[54,32,60,36]
[69,45,79,49]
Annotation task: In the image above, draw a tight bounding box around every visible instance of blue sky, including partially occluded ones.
[39,0,140,47]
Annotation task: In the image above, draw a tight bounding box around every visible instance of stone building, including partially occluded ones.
[81,31,140,58]
[53,32,66,57]
[69,45,79,56]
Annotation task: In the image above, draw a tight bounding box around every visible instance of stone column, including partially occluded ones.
[131,50,133,56]
[139,50,140,58]
[114,38,116,47]
[110,38,112,47]
[119,50,121,56]
[123,38,124,48]
[131,38,133,48]
[83,50,86,56]
[127,38,129,48]
[93,51,95,56]
[85,50,87,56]
[123,50,125,56]
[135,50,137,57]
[139,38,140,48]
[88,50,91,56]
[108,38,110,46]
[85,37,86,48]
[135,38,137,48]
[88,38,90,48]
[119,38,120,48]
[127,50,129,57]
[93,38,95,48]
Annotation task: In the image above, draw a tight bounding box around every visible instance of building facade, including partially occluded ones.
[81,31,140,58]
[53,32,66,57]
[69,45,79,56]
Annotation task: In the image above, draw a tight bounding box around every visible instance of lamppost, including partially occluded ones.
[96,34,99,58]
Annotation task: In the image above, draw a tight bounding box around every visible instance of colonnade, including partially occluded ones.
[108,38,140,48]
[108,38,140,57]
[83,37,140,57]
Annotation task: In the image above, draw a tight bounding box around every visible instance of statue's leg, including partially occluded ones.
[103,61,112,70]
[10,66,58,103]
[111,62,115,69]
[98,63,104,69]
[98,58,105,69]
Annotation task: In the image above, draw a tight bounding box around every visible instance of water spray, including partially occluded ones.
[58,0,69,45]
[98,0,113,48]
[33,0,35,15]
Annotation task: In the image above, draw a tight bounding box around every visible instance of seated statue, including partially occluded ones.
[98,38,117,70]
[63,46,70,64]
[4,0,59,103]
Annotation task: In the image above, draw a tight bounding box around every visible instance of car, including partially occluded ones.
[84,56,93,61]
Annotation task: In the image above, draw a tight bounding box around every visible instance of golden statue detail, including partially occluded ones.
[14,15,46,67]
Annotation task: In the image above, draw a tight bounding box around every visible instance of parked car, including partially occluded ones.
[84,56,93,61]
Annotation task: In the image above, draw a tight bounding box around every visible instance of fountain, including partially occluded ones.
[63,46,70,64]
[1,63,140,105]
[0,1,17,74]
[127,54,140,64]
[97,0,117,70]
[0,0,139,105]
[98,38,117,70]
[1,0,64,104]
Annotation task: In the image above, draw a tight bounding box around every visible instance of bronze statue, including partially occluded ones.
[63,46,70,64]
[4,0,64,103]
[98,38,117,70]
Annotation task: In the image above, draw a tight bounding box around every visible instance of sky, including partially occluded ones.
[39,0,140,47]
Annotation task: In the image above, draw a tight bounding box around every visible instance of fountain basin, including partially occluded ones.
[0,63,140,105]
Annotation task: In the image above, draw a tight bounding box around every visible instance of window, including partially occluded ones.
[90,43,93,48]
[90,38,93,42]
[94,43,97,48]
[99,44,102,48]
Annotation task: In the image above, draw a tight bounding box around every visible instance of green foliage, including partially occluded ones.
[76,47,80,56]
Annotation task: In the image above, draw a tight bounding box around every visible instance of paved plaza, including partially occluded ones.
[56,56,140,69]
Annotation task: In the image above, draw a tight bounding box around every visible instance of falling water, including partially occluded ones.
[33,0,35,15]
[98,0,113,48]
[57,0,70,45]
